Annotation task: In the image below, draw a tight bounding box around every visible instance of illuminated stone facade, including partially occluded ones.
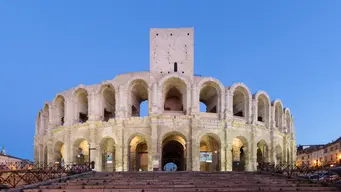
[34,28,296,172]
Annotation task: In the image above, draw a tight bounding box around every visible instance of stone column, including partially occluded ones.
[47,139,53,164]
[192,140,199,171]
[88,92,100,121]
[220,92,226,119]
[251,99,257,124]
[248,133,257,171]
[186,141,192,171]
[225,91,232,118]
[63,128,71,163]
[64,98,72,126]
[95,144,101,171]
[191,86,198,114]
[150,116,160,171]
[269,127,276,164]
[220,142,226,171]
[89,126,97,164]
[115,143,123,171]
[225,142,232,171]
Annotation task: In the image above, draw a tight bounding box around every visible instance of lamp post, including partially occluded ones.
[88,144,96,169]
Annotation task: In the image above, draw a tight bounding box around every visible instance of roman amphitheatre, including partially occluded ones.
[34,27,296,172]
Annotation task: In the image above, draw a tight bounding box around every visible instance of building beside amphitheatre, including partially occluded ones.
[34,27,296,172]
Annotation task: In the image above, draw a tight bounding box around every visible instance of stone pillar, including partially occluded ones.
[88,92,101,121]
[225,91,232,118]
[47,140,53,164]
[64,98,72,126]
[220,92,226,119]
[252,99,257,124]
[192,140,199,171]
[123,145,128,171]
[225,142,232,171]
[115,143,123,171]
[89,126,97,163]
[269,129,276,164]
[95,144,101,171]
[248,133,257,171]
[63,128,71,163]
[186,141,192,171]
[150,116,160,171]
[191,86,198,114]
[220,142,226,171]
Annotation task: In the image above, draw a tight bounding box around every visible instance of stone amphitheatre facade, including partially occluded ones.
[34,28,296,172]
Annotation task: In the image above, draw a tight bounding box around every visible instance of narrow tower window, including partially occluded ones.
[174,62,178,72]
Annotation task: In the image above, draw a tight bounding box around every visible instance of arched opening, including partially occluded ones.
[199,82,219,113]
[274,102,283,130]
[285,111,291,133]
[199,135,220,171]
[275,145,283,165]
[54,96,65,126]
[129,80,149,117]
[232,137,248,171]
[75,88,88,123]
[73,139,89,164]
[99,137,115,172]
[101,85,116,122]
[162,134,186,171]
[233,88,247,118]
[129,135,148,171]
[257,95,269,123]
[256,140,269,169]
[53,141,65,165]
[163,78,187,113]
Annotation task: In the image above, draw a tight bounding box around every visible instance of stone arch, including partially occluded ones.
[53,141,65,164]
[161,131,187,171]
[232,136,249,171]
[72,138,89,163]
[127,133,149,171]
[272,99,283,131]
[284,108,291,133]
[199,133,221,171]
[230,83,252,121]
[159,74,191,114]
[253,91,271,124]
[99,137,116,172]
[198,79,223,113]
[128,79,149,117]
[275,144,283,165]
[53,95,65,126]
[256,139,270,166]
[99,84,116,121]
[73,88,89,123]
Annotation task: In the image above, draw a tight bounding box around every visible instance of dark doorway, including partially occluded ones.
[162,140,185,171]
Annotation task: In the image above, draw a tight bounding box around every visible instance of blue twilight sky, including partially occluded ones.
[0,1,341,160]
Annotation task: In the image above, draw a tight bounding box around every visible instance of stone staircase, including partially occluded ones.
[23,171,341,192]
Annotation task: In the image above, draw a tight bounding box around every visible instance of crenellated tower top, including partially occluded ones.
[150,27,194,76]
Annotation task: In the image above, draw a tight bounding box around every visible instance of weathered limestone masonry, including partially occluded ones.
[34,27,296,172]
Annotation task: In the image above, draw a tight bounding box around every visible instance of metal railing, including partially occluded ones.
[258,162,341,186]
[0,162,91,189]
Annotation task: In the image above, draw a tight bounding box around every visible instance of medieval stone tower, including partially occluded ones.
[150,28,194,75]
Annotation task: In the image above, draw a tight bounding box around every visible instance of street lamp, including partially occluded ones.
[88,144,96,169]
